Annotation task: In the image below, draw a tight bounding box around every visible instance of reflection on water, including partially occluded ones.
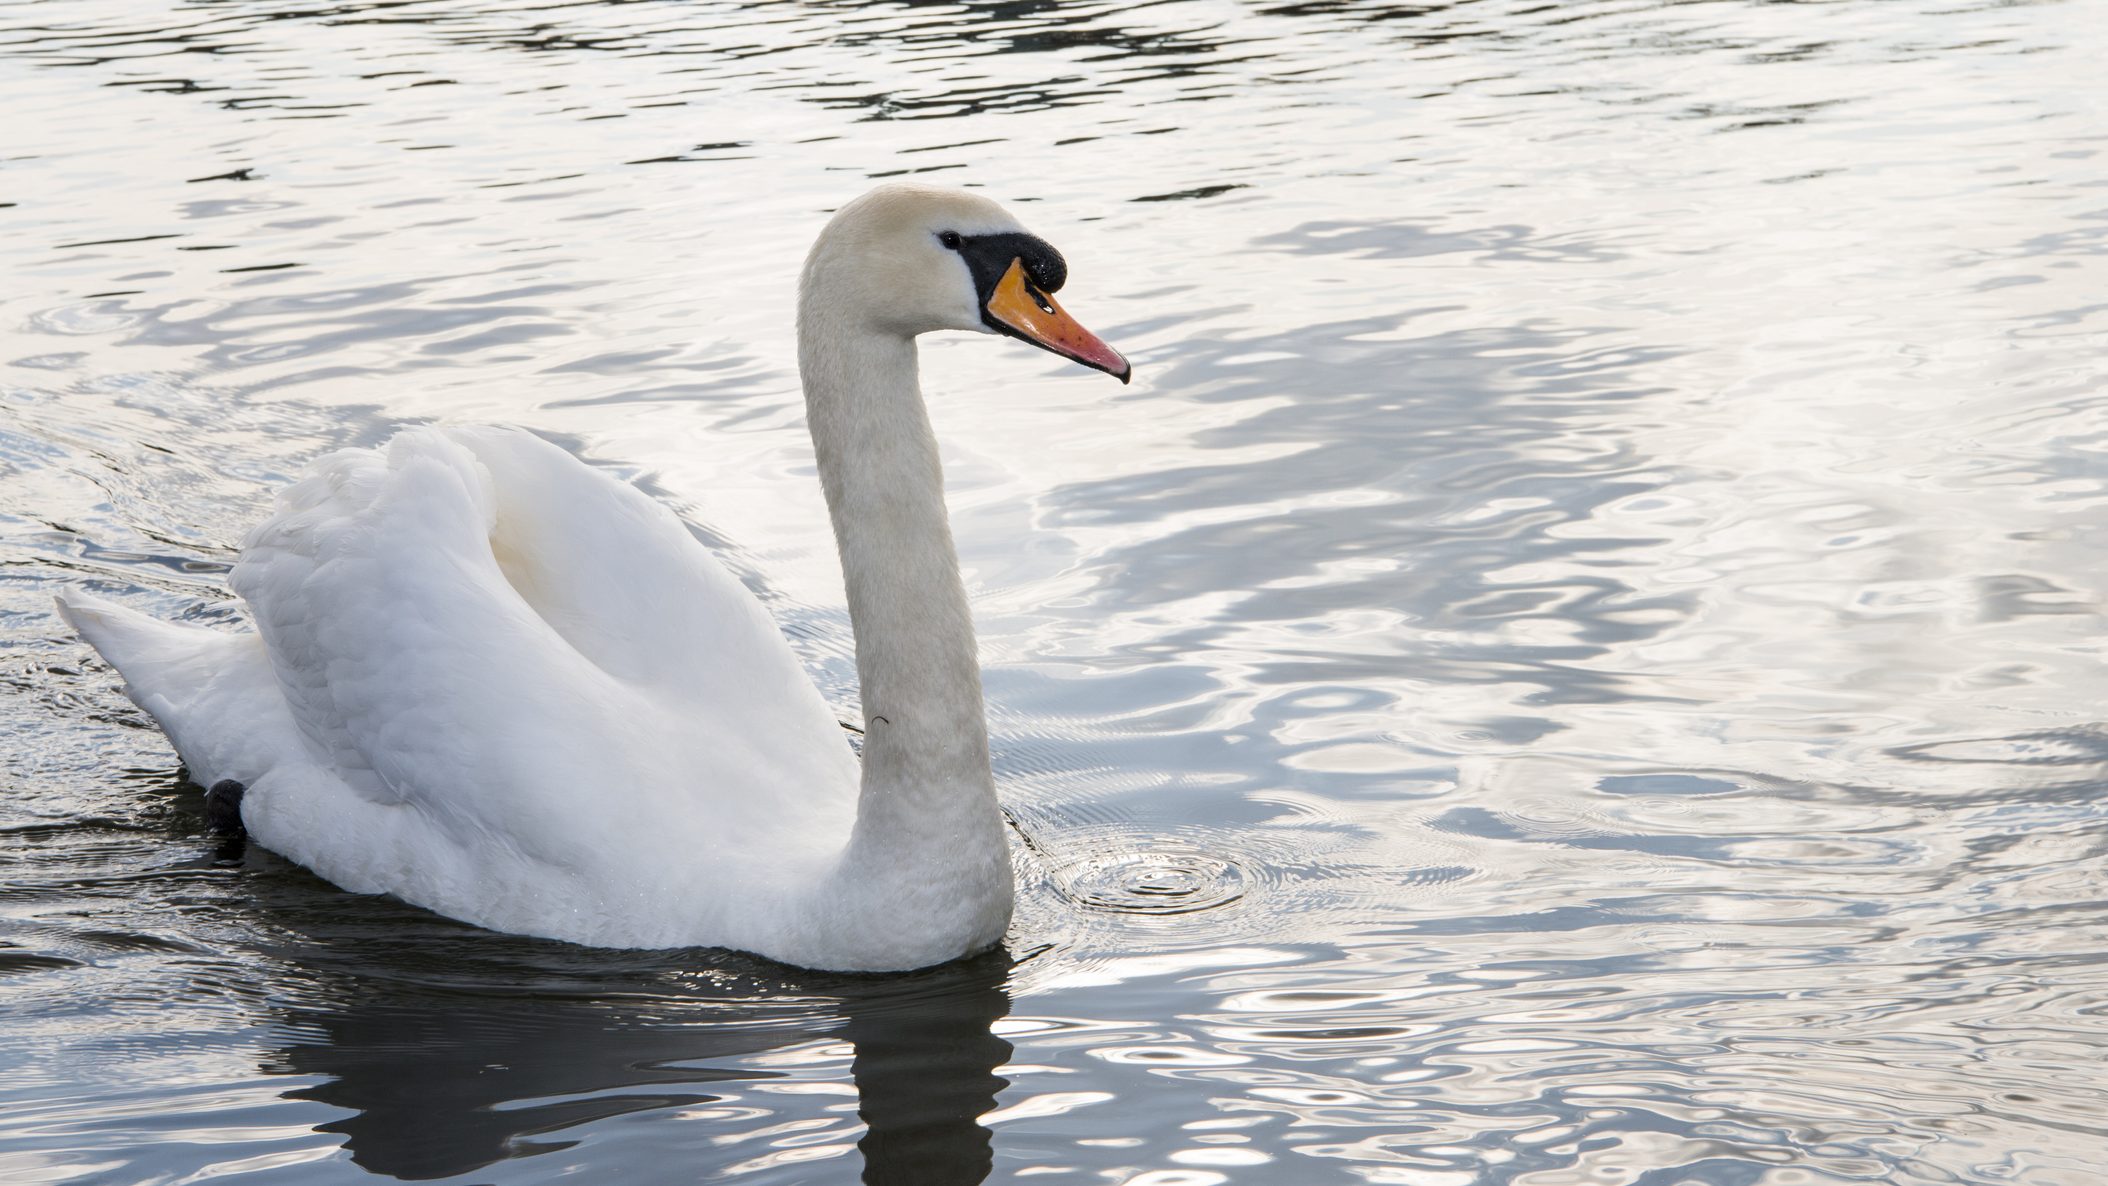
[271,936,1012,1184]
[4,0,2107,1182]
[845,958,1013,1186]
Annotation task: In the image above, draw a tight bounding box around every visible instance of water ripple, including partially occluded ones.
[5,0,2107,1183]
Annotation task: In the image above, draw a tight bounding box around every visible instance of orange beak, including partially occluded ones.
[982,259,1131,384]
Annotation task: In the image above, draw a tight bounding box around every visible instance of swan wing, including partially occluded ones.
[73,427,856,947]
[231,428,625,817]
[236,420,855,810]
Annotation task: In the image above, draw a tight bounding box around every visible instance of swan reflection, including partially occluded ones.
[260,925,1013,1184]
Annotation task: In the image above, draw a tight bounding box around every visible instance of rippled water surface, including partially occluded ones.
[5,0,2107,1182]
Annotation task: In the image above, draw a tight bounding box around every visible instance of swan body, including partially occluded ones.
[59,184,1129,972]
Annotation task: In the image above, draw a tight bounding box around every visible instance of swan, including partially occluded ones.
[56,183,1131,972]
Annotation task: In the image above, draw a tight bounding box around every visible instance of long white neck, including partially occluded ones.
[795,285,1013,968]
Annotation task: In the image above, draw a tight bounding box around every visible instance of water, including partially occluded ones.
[4,0,2105,1181]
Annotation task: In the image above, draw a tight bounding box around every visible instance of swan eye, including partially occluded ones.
[937,231,962,250]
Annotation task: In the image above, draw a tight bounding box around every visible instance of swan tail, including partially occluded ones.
[56,591,218,699]
[56,591,286,792]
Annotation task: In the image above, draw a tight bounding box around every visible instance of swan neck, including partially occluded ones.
[797,290,1011,958]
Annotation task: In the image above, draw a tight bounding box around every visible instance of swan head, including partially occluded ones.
[802,183,1131,383]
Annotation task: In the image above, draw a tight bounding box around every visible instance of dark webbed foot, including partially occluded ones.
[205,780,246,834]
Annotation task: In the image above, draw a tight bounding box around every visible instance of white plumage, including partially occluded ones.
[65,427,860,953]
[58,184,1129,971]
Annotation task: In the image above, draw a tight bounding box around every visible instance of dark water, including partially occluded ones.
[5,0,2106,1182]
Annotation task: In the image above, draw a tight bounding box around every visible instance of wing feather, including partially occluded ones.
[227,427,854,873]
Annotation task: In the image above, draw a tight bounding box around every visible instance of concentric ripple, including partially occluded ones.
[1054,849,1248,916]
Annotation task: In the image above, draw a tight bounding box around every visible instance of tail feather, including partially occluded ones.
[57,592,219,688]
[57,591,284,791]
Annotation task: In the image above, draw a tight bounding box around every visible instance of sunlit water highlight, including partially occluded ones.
[3,0,2105,1182]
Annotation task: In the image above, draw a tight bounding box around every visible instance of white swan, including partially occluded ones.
[57,184,1130,972]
